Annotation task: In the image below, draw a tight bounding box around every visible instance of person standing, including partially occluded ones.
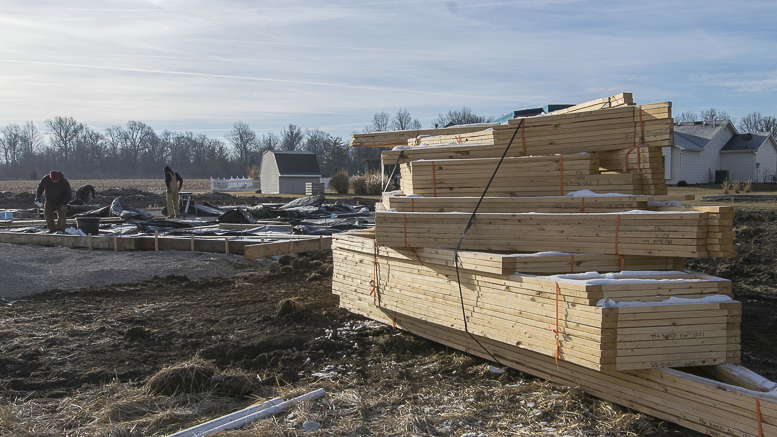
[36,170,72,233]
[164,166,184,218]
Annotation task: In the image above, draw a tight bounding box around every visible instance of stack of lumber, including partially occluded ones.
[342,297,775,437]
[333,93,764,434]
[375,210,718,258]
[333,232,739,372]
[370,94,672,196]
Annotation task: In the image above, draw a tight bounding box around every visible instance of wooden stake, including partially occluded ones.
[191,234,195,252]
[88,233,92,251]
[155,231,159,252]
[225,237,230,255]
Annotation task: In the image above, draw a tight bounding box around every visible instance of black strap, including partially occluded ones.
[453,119,525,366]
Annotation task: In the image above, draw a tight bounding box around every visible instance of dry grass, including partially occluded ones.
[0,179,213,195]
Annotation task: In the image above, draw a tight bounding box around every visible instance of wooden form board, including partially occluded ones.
[243,236,330,259]
[545,93,634,115]
[374,210,720,258]
[0,230,326,256]
[332,233,739,372]
[341,302,773,437]
[351,123,499,148]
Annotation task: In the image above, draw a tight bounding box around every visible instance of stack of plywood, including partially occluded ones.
[332,94,771,434]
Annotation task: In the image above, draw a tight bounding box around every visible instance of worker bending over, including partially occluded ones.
[36,170,72,233]
[164,166,184,218]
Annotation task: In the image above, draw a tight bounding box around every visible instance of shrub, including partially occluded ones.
[721,180,731,194]
[247,165,260,179]
[329,169,350,194]
[744,181,752,193]
[676,180,688,187]
[352,173,367,195]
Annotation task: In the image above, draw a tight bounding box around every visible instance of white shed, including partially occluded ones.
[259,150,322,194]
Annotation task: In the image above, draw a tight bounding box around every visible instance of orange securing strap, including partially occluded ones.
[455,135,462,144]
[622,105,646,171]
[570,254,575,273]
[392,311,398,328]
[756,398,763,437]
[411,197,415,212]
[615,214,621,255]
[547,282,561,368]
[403,213,408,247]
[410,247,425,266]
[559,155,564,196]
[431,161,437,197]
[580,197,585,213]
[521,122,527,156]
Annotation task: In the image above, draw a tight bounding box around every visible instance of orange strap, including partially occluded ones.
[559,155,564,195]
[392,311,398,328]
[580,197,585,213]
[456,135,462,144]
[615,214,621,255]
[410,247,425,266]
[431,161,437,197]
[547,282,561,368]
[411,197,415,212]
[757,398,763,437]
[403,213,408,247]
[521,122,527,156]
[370,239,378,300]
[570,254,575,273]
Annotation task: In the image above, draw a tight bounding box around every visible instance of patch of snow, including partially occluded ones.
[597,295,732,307]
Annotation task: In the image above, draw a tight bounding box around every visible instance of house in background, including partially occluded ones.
[259,150,322,194]
[663,120,777,185]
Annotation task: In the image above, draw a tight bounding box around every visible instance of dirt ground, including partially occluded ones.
[1,190,777,436]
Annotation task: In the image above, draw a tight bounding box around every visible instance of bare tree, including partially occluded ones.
[739,112,777,137]
[676,111,699,122]
[20,121,42,162]
[701,108,730,122]
[121,121,156,167]
[280,124,304,151]
[432,107,490,128]
[365,111,390,133]
[391,108,422,131]
[45,116,83,162]
[259,132,280,152]
[225,121,257,166]
[1,124,23,165]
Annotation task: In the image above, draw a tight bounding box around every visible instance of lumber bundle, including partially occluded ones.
[375,210,718,258]
[345,303,774,437]
[333,233,739,372]
[334,93,759,433]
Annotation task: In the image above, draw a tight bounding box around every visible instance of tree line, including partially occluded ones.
[0,106,491,181]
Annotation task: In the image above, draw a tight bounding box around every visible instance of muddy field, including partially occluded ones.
[1,188,776,436]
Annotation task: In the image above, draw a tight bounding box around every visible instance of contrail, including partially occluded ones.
[0,58,517,102]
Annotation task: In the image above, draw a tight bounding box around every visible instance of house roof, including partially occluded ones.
[720,133,771,152]
[673,120,732,150]
[266,150,321,176]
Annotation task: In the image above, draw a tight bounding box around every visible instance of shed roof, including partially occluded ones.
[266,150,321,176]
[720,133,770,152]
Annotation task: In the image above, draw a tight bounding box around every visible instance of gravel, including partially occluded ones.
[0,242,272,300]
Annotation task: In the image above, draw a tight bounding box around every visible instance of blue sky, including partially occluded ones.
[1,0,775,142]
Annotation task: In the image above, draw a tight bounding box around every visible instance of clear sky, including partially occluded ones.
[1,0,775,142]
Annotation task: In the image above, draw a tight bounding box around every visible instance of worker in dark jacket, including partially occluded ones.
[164,166,184,218]
[36,170,72,233]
